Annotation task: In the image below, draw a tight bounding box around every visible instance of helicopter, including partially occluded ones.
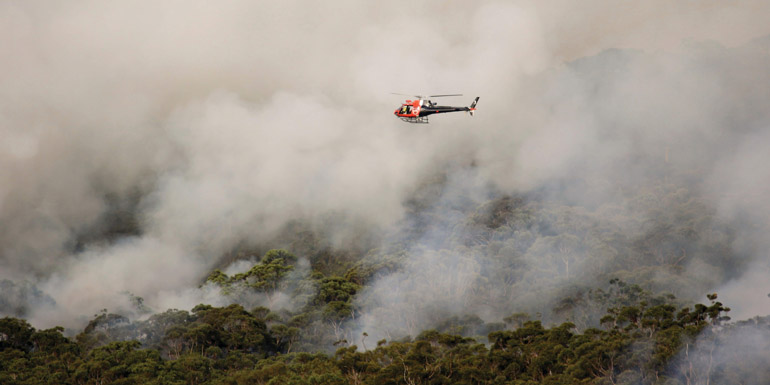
[393,94,479,123]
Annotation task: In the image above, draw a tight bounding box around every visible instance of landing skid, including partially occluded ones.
[399,116,429,124]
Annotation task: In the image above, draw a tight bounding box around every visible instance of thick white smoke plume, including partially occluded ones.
[2,0,770,334]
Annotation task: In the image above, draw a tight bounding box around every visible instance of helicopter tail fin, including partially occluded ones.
[469,97,479,116]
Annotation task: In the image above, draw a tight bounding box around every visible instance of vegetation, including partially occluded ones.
[2,175,767,383]
[3,290,768,384]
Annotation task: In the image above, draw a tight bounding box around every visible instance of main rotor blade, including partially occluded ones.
[391,93,463,99]
[391,92,428,100]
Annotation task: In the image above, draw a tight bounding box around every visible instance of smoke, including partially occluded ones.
[2,0,770,335]
[668,319,770,384]
[349,5,770,338]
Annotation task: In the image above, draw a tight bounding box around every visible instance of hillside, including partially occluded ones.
[3,2,770,384]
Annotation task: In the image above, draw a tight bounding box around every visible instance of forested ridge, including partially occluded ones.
[3,175,770,384]
[2,289,769,384]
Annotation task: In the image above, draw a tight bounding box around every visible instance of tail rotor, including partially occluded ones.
[468,97,479,116]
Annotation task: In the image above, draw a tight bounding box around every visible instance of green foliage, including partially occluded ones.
[1,293,760,384]
[204,249,298,308]
[205,249,297,292]
[205,269,232,293]
[0,317,35,352]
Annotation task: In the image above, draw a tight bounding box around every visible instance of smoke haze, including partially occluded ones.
[2,1,770,336]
